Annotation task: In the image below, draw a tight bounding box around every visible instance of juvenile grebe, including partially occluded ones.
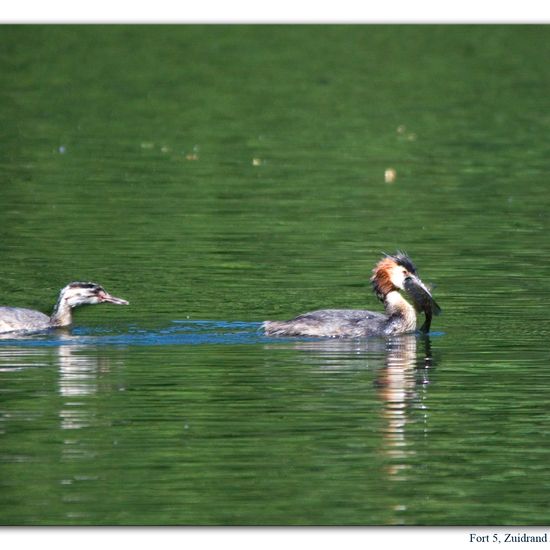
[0,282,129,334]
[263,253,441,338]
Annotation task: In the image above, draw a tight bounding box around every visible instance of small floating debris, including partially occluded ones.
[397,125,417,141]
[185,153,199,161]
[58,145,67,154]
[384,168,397,183]
[140,142,155,150]
[252,158,262,166]
[160,145,171,154]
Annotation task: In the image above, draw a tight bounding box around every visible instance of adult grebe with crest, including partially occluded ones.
[263,252,440,338]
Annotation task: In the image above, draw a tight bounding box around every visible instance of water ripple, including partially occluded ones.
[0,321,270,348]
[0,321,444,349]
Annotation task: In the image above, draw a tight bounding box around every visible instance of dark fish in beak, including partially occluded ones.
[403,275,441,333]
[98,290,129,306]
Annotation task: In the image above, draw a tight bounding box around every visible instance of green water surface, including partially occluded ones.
[1,25,550,525]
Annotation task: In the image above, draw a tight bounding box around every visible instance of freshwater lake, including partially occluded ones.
[1,25,550,525]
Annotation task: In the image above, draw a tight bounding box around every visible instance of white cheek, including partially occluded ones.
[390,269,406,289]
[66,293,88,306]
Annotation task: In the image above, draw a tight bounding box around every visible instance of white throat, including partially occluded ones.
[384,291,416,331]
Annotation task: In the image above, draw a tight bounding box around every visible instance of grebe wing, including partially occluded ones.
[0,307,51,334]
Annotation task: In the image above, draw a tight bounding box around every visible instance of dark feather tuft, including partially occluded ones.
[68,282,103,292]
[385,251,418,275]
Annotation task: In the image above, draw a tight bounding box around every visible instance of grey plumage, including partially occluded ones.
[0,307,51,334]
[263,252,440,338]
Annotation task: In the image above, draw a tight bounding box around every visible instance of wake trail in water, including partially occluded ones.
[0,320,272,347]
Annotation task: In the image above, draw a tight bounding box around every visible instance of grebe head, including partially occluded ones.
[371,252,419,299]
[58,282,129,308]
[371,251,439,307]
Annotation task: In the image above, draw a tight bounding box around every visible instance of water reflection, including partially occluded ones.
[57,344,111,432]
[0,346,52,371]
[0,325,438,524]
[0,342,117,430]
[267,334,435,518]
[376,336,428,481]
[58,345,101,398]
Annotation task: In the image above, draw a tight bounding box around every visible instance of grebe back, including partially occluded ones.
[0,282,129,334]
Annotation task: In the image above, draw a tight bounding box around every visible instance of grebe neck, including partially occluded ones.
[49,296,73,327]
[383,290,417,334]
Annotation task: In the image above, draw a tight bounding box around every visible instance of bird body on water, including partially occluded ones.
[263,252,440,338]
[0,282,129,334]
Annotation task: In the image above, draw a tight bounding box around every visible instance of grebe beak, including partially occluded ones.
[98,291,129,306]
[403,274,441,316]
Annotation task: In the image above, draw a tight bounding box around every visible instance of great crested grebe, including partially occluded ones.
[0,282,129,334]
[263,252,441,338]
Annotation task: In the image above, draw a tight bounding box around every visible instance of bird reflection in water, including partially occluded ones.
[56,341,123,433]
[375,334,433,480]
[265,333,435,510]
